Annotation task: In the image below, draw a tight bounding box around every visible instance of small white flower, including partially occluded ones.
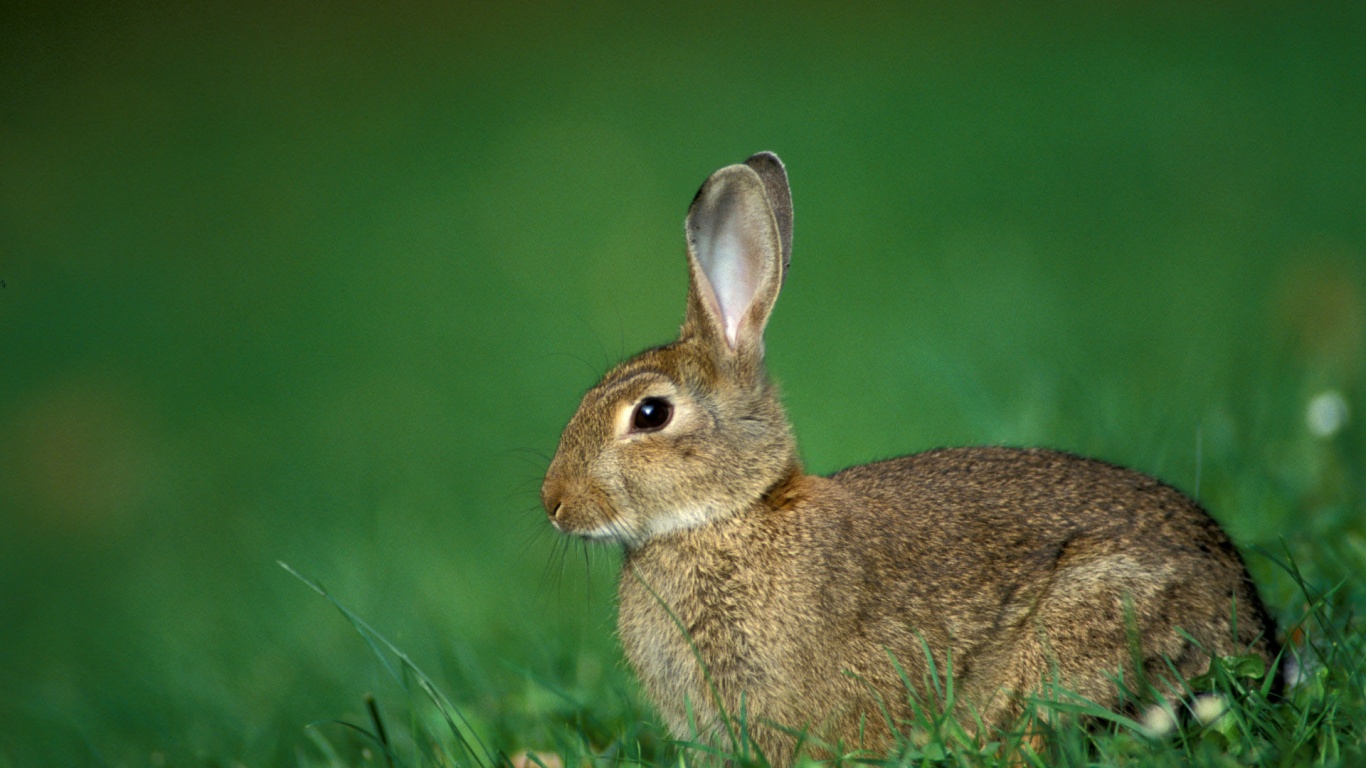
[1284,655,1310,688]
[1306,390,1350,438]
[1192,693,1228,725]
[1140,703,1176,738]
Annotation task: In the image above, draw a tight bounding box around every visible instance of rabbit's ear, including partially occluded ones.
[683,162,785,355]
[744,152,792,284]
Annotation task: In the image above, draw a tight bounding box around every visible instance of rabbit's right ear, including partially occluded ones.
[683,161,786,358]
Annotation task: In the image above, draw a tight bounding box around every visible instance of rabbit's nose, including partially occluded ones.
[541,476,565,521]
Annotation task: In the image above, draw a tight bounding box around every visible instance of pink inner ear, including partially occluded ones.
[701,225,756,347]
[687,166,780,351]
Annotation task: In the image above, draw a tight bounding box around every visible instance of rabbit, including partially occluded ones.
[540,152,1279,765]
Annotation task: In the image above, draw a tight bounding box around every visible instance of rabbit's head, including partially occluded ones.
[541,153,799,547]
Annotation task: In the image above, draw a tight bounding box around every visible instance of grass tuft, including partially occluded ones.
[288,545,1366,768]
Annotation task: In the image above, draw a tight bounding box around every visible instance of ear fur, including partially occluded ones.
[683,156,789,357]
[744,152,793,283]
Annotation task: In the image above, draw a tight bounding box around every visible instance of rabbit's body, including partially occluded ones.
[542,153,1277,764]
[619,447,1274,759]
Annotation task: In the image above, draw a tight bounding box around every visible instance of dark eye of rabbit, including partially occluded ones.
[631,397,673,432]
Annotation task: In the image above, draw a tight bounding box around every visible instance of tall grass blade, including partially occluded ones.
[281,561,497,768]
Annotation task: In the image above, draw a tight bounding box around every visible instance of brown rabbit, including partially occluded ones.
[540,153,1278,764]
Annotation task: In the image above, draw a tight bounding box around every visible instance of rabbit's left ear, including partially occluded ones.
[683,158,787,355]
[744,152,792,283]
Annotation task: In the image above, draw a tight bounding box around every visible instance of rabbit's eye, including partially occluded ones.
[631,397,673,433]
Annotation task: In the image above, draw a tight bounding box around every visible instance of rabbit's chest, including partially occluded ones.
[618,552,773,661]
[617,546,795,729]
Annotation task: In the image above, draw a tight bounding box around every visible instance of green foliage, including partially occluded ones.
[291,547,1365,768]
[2,1,1364,766]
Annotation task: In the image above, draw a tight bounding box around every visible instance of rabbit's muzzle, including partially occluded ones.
[541,472,624,541]
[541,475,566,526]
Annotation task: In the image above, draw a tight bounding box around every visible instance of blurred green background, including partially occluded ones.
[2,1,1363,765]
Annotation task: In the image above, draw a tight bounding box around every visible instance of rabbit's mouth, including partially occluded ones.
[548,492,640,544]
[552,514,627,542]
[554,501,726,548]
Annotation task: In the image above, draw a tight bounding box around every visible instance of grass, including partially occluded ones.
[2,2,1364,766]
[286,537,1366,768]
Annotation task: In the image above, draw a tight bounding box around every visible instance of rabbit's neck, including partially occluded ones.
[634,502,733,542]
[621,460,805,549]
[614,473,848,750]
[615,507,782,741]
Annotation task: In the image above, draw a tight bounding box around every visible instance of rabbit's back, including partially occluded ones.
[831,446,1250,581]
[828,446,1276,705]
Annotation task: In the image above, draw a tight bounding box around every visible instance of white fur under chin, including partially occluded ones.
[643,504,717,539]
[571,505,720,546]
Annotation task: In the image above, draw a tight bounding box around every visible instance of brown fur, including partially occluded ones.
[541,153,1277,766]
